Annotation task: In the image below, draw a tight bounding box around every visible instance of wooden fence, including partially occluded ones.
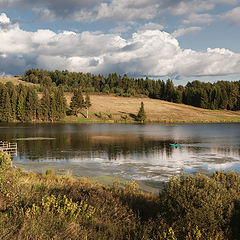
[0,141,17,157]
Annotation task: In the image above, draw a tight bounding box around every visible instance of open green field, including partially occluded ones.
[64,93,240,123]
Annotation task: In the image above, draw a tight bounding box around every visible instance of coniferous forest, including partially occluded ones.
[23,69,240,111]
[1,68,240,123]
[0,82,67,122]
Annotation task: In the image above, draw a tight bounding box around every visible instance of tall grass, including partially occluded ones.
[1,151,240,239]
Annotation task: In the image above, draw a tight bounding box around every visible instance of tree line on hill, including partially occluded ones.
[23,69,240,111]
[0,82,94,123]
[0,82,67,122]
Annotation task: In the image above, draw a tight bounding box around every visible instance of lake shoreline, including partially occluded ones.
[2,118,240,126]
[60,117,240,124]
[12,161,162,193]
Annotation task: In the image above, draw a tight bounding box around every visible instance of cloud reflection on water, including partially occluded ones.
[0,123,239,184]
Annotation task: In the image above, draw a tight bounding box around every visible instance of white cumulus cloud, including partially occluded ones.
[1,13,240,77]
[0,12,11,24]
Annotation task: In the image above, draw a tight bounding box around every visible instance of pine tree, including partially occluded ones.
[165,79,175,102]
[2,91,12,122]
[84,93,92,118]
[5,82,16,121]
[40,89,51,121]
[219,89,228,109]
[70,88,84,116]
[10,88,17,121]
[17,92,26,122]
[200,89,209,109]
[136,102,147,123]
[54,86,67,120]
[50,94,57,121]
[0,83,5,121]
[25,88,38,121]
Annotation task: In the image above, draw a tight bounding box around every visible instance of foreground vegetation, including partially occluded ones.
[1,151,240,239]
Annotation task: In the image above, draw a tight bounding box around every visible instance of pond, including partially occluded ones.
[0,123,240,191]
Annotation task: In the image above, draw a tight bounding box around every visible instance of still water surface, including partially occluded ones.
[0,123,240,190]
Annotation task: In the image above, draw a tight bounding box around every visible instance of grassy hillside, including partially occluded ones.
[65,93,240,123]
[0,76,37,86]
[1,77,240,123]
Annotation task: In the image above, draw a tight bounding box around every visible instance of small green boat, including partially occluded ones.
[169,143,181,147]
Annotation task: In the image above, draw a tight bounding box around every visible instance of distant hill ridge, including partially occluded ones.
[1,76,240,123]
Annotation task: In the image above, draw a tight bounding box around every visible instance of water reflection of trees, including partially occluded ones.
[1,123,239,162]
[0,127,176,161]
[19,136,176,161]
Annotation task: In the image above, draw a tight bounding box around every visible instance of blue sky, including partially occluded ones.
[1,0,240,85]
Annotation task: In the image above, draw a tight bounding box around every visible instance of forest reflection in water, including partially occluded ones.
[0,123,240,187]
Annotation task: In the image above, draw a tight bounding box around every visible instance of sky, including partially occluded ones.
[1,0,240,85]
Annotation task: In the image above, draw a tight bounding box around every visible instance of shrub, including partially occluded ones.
[45,169,53,175]
[0,151,12,171]
[158,172,240,239]
[136,102,147,123]
[2,167,240,239]
[26,195,95,221]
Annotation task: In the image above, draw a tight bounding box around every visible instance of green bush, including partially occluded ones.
[26,195,95,221]
[45,169,53,175]
[0,151,12,171]
[158,171,240,239]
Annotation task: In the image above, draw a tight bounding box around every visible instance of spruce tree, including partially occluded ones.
[54,86,67,120]
[136,102,147,123]
[5,82,16,120]
[70,88,84,116]
[17,92,26,122]
[32,89,39,121]
[50,94,57,121]
[25,88,38,121]
[2,91,12,122]
[10,88,17,121]
[40,89,51,121]
[0,83,5,121]
[84,93,92,118]
[200,89,209,109]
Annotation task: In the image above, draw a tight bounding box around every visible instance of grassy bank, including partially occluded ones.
[1,151,240,239]
[63,93,240,123]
